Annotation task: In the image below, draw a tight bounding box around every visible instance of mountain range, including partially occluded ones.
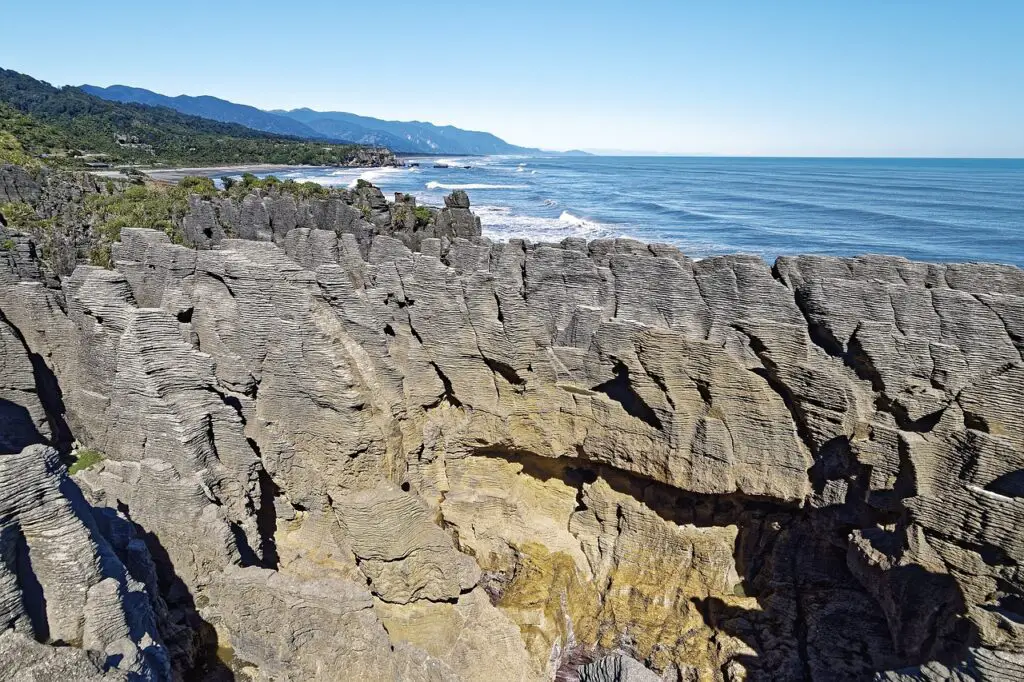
[81,84,542,156]
[0,68,387,168]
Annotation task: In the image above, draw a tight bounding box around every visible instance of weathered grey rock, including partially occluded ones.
[0,445,170,679]
[444,189,471,209]
[0,629,120,681]
[0,228,47,286]
[0,312,52,451]
[435,190,482,240]
[578,655,661,682]
[180,195,227,248]
[339,487,480,603]
[0,165,41,205]
[202,566,403,681]
[0,199,1022,680]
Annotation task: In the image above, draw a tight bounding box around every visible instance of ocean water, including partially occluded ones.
[253,156,1024,267]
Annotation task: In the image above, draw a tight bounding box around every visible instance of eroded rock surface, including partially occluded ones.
[0,191,1022,681]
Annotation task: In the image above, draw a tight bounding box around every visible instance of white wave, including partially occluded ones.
[347,167,406,189]
[425,181,527,190]
[428,157,473,167]
[266,166,408,189]
[474,205,621,243]
[557,210,588,226]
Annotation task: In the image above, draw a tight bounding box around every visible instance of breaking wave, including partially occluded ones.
[262,166,407,189]
[474,205,621,243]
[346,167,406,189]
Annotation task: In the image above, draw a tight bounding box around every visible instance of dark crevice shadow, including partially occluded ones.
[473,445,800,529]
[696,515,979,681]
[0,398,45,453]
[113,506,235,681]
[986,469,1024,498]
[591,361,663,430]
[0,308,73,455]
[27,352,73,455]
[255,465,280,570]
[5,524,49,642]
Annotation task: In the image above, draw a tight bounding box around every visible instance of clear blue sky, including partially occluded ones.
[3,1,1022,156]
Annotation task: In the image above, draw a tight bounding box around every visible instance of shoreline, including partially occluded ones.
[140,164,324,183]
[90,163,397,184]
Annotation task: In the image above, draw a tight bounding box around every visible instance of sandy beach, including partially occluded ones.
[87,164,312,183]
[135,164,308,183]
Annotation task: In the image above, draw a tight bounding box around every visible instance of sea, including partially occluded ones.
[244,156,1024,268]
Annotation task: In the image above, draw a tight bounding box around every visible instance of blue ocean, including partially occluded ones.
[257,156,1024,267]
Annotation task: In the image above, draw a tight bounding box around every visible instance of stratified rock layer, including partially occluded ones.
[0,206,1022,681]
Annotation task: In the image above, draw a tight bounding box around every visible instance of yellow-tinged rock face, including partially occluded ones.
[439,452,757,677]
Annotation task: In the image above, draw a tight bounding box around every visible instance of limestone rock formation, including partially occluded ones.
[0,445,170,679]
[0,187,1022,681]
[435,189,482,240]
[0,164,41,205]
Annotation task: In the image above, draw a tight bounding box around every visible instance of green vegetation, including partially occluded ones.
[278,179,330,199]
[178,175,218,197]
[0,201,52,233]
[84,173,333,266]
[68,448,105,475]
[413,206,432,227]
[355,178,372,189]
[1,239,15,251]
[0,103,69,168]
[223,173,328,201]
[0,68,379,168]
[85,180,201,265]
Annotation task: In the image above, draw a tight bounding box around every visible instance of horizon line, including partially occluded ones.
[557,152,1024,160]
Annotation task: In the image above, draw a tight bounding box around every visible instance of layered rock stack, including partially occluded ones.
[0,190,1022,680]
[435,189,482,240]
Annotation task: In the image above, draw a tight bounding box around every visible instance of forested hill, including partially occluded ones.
[0,68,393,168]
[83,83,541,155]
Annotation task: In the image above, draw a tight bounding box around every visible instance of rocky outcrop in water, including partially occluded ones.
[0,184,1022,680]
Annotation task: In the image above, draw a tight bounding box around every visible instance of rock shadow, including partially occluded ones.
[128,512,236,682]
[63,475,235,681]
[0,398,44,453]
[0,310,73,455]
[1,523,49,642]
[693,515,979,681]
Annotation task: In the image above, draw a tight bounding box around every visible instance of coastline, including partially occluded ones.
[88,162,397,184]
[140,164,316,183]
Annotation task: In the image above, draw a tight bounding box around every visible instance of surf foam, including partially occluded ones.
[474,205,621,243]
